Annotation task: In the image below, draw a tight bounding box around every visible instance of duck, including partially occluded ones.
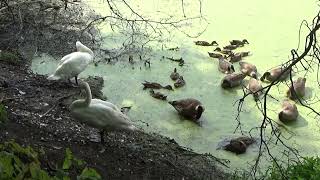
[230,39,249,46]
[174,76,186,88]
[239,61,258,79]
[286,77,306,100]
[221,73,246,89]
[222,136,255,154]
[218,58,235,74]
[247,78,263,101]
[142,81,173,90]
[208,52,224,59]
[260,66,290,82]
[223,44,239,50]
[168,98,205,121]
[214,47,233,55]
[70,81,138,142]
[48,41,94,84]
[194,40,218,46]
[229,51,250,63]
[170,68,180,81]
[278,99,298,123]
[149,89,167,100]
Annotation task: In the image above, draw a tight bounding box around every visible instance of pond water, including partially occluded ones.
[31,0,320,172]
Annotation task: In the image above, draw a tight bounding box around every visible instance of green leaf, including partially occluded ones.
[63,148,73,170]
[77,167,102,180]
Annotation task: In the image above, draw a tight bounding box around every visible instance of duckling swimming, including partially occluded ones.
[168,98,205,121]
[260,66,290,82]
[286,77,306,100]
[208,52,224,59]
[278,99,298,123]
[221,136,255,154]
[174,76,186,88]
[194,40,218,46]
[214,47,233,55]
[221,73,246,89]
[247,78,263,101]
[170,68,180,81]
[218,58,235,74]
[230,51,250,63]
[149,89,167,100]
[230,39,249,46]
[223,44,239,50]
[142,81,173,90]
[239,61,258,79]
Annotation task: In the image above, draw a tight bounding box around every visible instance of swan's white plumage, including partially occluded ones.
[48,41,93,81]
[70,82,138,132]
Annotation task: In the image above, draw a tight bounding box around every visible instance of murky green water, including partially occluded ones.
[31,0,320,172]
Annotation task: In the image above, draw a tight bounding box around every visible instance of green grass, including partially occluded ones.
[0,141,102,180]
[268,157,320,180]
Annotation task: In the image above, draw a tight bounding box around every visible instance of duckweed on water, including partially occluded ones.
[0,141,101,180]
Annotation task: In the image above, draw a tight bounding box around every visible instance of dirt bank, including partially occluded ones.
[0,60,229,179]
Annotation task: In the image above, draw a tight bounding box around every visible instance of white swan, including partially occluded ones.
[70,81,138,142]
[47,41,94,84]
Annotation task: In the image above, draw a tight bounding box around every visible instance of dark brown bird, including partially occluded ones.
[221,73,246,89]
[142,81,173,90]
[230,39,249,46]
[194,41,218,46]
[223,44,239,50]
[170,68,180,81]
[214,47,233,55]
[218,58,235,74]
[168,98,205,121]
[278,99,299,123]
[149,89,167,100]
[260,66,290,82]
[239,61,258,79]
[223,136,255,154]
[208,52,224,59]
[174,76,186,88]
[286,77,306,100]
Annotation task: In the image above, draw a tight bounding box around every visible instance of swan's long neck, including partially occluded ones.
[82,82,92,106]
[76,41,94,57]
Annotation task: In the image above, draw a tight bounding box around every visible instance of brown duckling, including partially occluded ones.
[170,68,180,81]
[149,89,167,100]
[208,52,224,59]
[279,99,298,123]
[286,77,306,100]
[168,98,205,121]
[194,40,218,46]
[223,44,239,50]
[247,78,263,101]
[223,136,255,154]
[218,58,235,74]
[174,76,186,88]
[260,66,290,82]
[221,73,246,89]
[228,51,250,63]
[230,39,249,46]
[239,61,258,79]
[214,47,233,55]
[142,81,173,90]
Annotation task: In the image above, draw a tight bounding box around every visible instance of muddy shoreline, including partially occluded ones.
[0,60,229,179]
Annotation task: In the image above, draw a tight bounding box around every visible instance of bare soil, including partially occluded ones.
[0,61,229,179]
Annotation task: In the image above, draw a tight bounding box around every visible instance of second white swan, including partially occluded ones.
[47,41,94,84]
